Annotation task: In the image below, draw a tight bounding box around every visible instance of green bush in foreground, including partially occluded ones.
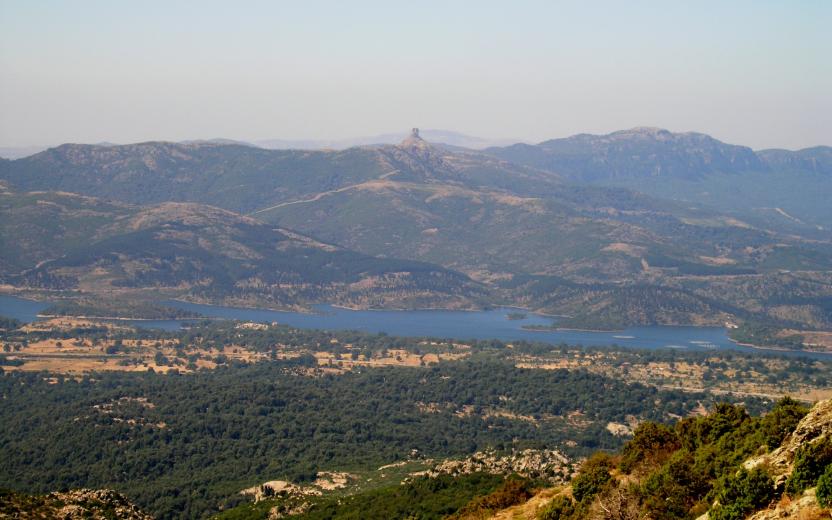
[536,495,576,520]
[709,467,774,520]
[786,437,832,497]
[571,453,613,503]
[817,464,832,508]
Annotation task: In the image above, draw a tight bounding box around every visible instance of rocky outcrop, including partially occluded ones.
[746,489,825,520]
[240,471,355,502]
[732,398,832,519]
[424,448,576,484]
[745,399,832,487]
[0,488,153,519]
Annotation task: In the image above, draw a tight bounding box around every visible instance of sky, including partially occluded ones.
[0,0,829,150]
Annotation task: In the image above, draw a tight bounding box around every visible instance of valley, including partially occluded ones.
[1,129,831,343]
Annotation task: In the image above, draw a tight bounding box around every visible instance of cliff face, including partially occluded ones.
[742,399,832,520]
[0,488,153,519]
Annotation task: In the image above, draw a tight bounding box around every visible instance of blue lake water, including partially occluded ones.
[1,294,828,358]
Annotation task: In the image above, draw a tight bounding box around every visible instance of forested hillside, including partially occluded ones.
[209,398,832,520]
[0,360,753,518]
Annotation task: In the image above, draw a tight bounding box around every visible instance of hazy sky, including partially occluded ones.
[1,1,829,149]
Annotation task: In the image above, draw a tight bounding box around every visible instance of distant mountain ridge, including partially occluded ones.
[254,128,524,150]
[757,146,832,174]
[486,127,832,228]
[488,126,832,181]
[0,129,522,159]
[1,129,830,330]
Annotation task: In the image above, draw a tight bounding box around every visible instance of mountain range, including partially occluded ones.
[1,128,830,332]
[0,129,520,160]
[487,127,832,231]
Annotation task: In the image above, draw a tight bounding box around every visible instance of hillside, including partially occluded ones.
[0,489,152,519]
[0,359,740,518]
[259,134,832,331]
[489,127,764,182]
[0,141,390,213]
[254,133,830,278]
[486,128,832,230]
[0,189,484,310]
[0,132,552,214]
[757,146,832,175]
[515,397,832,520]
[1,131,831,331]
[239,398,830,520]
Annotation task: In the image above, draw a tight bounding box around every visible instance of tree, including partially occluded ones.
[572,453,613,503]
[816,464,832,508]
[758,397,808,450]
[709,468,774,520]
[537,495,576,520]
[619,421,679,474]
[786,437,832,496]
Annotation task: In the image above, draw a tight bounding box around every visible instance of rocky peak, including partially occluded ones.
[388,127,457,178]
[399,127,428,149]
[727,399,832,520]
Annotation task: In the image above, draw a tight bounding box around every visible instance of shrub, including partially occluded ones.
[680,403,750,451]
[452,476,534,517]
[572,453,613,503]
[815,464,832,508]
[620,421,680,474]
[641,450,709,519]
[537,495,576,520]
[757,397,809,450]
[709,467,774,520]
[786,437,832,497]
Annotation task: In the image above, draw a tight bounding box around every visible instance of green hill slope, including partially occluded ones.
[0,190,484,309]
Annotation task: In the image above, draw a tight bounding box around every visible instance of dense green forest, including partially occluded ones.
[0,359,762,519]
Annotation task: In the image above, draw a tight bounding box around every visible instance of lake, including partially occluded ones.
[1,294,827,358]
